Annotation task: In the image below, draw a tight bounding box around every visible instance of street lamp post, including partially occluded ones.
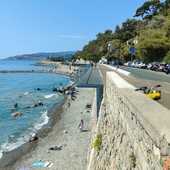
[113,40,122,69]
[107,40,122,68]
[117,44,120,68]
[107,42,111,64]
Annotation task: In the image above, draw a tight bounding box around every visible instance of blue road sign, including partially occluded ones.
[130,46,135,53]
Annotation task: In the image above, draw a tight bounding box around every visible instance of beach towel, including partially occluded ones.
[32,162,45,167]
[31,161,53,167]
[18,168,30,170]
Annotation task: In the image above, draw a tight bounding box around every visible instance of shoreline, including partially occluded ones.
[0,95,67,169]
[0,62,93,170]
[3,87,94,170]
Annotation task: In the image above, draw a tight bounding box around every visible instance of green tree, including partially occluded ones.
[146,15,166,29]
[113,25,122,40]
[136,29,170,62]
[74,0,170,63]
[134,0,164,20]
[161,0,170,16]
[162,17,170,39]
[163,51,170,63]
[74,30,115,62]
[118,19,140,41]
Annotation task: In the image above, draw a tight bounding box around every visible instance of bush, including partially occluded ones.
[163,51,170,63]
[92,133,102,151]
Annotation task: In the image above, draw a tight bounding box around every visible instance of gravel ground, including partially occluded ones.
[8,87,94,170]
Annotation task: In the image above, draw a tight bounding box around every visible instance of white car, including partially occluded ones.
[124,61,131,66]
[138,62,147,69]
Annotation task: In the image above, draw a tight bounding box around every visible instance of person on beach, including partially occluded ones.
[69,87,75,100]
[78,119,84,132]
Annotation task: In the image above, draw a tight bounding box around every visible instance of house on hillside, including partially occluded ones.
[127,37,138,45]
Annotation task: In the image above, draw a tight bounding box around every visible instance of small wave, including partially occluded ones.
[0,152,2,159]
[24,92,29,95]
[33,110,49,130]
[44,94,56,99]
[0,110,49,159]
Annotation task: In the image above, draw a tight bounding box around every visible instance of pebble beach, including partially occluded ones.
[1,62,94,170]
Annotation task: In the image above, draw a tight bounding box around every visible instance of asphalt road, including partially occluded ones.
[119,65,170,83]
[98,64,170,110]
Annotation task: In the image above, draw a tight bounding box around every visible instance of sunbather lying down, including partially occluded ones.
[49,146,62,150]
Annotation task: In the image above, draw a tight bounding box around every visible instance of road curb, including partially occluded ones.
[103,64,131,76]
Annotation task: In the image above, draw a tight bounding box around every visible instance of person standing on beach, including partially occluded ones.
[69,87,75,100]
[78,119,84,132]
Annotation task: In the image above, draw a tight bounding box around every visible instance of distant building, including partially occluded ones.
[127,37,138,45]
[99,56,107,64]
[75,58,90,64]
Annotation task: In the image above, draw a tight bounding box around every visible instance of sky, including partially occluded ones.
[0,0,149,59]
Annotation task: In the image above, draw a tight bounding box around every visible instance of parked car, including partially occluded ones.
[124,61,131,67]
[137,62,147,69]
[131,61,138,67]
[111,60,124,66]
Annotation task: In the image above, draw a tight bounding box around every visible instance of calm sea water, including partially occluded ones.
[0,60,72,159]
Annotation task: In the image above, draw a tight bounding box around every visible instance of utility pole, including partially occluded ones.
[107,42,111,64]
[107,39,122,67]
[117,41,122,69]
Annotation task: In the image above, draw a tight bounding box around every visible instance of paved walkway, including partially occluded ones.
[77,66,103,116]
[77,66,103,88]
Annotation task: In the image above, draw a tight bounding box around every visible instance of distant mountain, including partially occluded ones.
[5,51,76,60]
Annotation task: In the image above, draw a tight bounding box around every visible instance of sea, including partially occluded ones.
[0,60,75,159]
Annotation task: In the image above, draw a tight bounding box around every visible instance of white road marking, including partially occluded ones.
[163,82,170,86]
[98,67,103,78]
[162,90,170,94]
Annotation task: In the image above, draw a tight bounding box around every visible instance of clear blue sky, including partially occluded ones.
[0,0,148,59]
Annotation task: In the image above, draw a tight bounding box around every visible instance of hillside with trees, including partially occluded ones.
[73,0,170,63]
[5,51,76,61]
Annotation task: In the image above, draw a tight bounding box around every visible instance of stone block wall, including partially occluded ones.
[88,72,170,170]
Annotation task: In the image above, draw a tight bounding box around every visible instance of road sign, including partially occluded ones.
[130,46,135,53]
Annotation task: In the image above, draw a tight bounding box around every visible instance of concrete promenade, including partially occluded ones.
[77,66,103,88]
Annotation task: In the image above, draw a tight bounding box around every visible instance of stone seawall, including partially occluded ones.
[88,71,170,170]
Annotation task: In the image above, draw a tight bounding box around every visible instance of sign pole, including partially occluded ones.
[129,46,135,66]
[131,53,133,67]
